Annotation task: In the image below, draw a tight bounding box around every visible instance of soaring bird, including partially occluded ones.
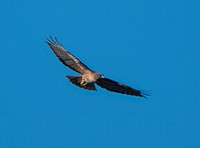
[46,37,148,98]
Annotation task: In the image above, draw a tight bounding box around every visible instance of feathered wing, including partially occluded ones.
[46,37,92,74]
[96,78,148,97]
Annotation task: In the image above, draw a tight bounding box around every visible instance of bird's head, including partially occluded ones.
[94,72,104,79]
[100,74,104,78]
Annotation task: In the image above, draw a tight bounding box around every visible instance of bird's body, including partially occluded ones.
[46,37,148,98]
[82,72,102,83]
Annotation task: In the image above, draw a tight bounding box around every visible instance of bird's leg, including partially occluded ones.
[82,82,87,86]
[80,79,87,86]
[80,79,84,85]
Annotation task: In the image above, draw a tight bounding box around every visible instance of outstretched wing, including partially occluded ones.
[46,36,92,74]
[96,78,148,98]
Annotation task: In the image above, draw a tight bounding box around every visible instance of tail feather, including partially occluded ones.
[66,76,97,91]
[66,76,82,85]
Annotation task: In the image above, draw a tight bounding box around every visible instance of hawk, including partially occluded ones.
[46,37,148,98]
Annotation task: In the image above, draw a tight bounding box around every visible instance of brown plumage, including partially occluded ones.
[46,36,148,98]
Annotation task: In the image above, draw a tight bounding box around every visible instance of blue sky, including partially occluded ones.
[1,0,200,147]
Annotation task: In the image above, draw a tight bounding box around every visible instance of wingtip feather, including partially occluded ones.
[140,92,150,98]
[46,36,62,47]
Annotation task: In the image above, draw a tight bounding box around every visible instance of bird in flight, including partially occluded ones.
[46,37,148,98]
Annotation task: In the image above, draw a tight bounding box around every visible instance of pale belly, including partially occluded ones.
[82,72,99,83]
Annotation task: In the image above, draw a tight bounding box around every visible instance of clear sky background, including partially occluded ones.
[1,0,200,147]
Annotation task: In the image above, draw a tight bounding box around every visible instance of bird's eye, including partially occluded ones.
[101,75,104,78]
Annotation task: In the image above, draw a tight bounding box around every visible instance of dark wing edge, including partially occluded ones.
[45,36,91,74]
[95,78,149,98]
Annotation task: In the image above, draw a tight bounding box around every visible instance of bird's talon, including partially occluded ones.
[80,80,84,85]
[82,82,87,86]
[80,79,87,86]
